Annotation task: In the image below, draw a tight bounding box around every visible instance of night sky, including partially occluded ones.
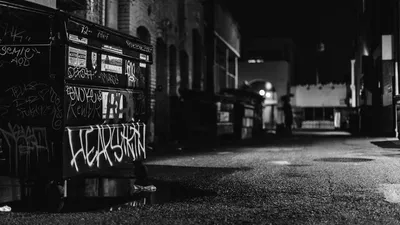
[225,0,358,85]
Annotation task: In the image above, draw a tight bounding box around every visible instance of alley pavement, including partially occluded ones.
[3,131,400,224]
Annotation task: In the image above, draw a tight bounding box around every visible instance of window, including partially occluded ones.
[324,108,334,120]
[227,75,235,89]
[314,108,323,120]
[247,59,264,63]
[228,55,235,74]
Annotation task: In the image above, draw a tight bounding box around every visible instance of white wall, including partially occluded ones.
[291,83,348,107]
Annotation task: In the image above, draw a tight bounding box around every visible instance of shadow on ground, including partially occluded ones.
[145,165,252,181]
[314,157,374,162]
[381,153,400,158]
[371,140,400,149]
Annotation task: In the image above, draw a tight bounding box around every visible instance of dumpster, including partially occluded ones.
[0,0,153,211]
[220,89,264,139]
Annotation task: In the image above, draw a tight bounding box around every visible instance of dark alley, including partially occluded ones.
[1,0,400,224]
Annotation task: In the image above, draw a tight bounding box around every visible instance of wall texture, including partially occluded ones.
[291,83,348,107]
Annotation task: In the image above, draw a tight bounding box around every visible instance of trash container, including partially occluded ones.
[0,0,153,211]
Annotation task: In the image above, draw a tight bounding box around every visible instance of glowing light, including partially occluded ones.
[265,82,272,90]
[248,59,264,63]
[317,42,325,52]
[265,92,272,98]
[362,41,369,56]
[259,90,265,96]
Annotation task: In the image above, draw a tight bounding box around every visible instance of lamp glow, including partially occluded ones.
[265,82,272,90]
[259,90,265,96]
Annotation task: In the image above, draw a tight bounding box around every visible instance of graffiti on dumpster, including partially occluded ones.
[67,123,146,172]
[0,22,42,68]
[67,66,95,80]
[67,65,122,86]
[66,86,102,119]
[0,22,32,43]
[99,72,119,85]
[0,123,53,176]
[125,60,146,88]
[66,86,136,122]
[102,91,135,122]
[4,82,62,130]
[0,46,41,67]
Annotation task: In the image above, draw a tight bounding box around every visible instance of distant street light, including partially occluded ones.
[317,42,325,52]
[265,82,273,90]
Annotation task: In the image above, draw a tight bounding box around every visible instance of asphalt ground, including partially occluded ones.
[2,131,400,224]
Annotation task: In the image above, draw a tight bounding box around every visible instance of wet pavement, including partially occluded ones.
[3,131,400,224]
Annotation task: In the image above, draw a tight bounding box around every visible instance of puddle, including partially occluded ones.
[7,180,217,213]
[83,180,216,212]
[314,157,374,163]
[144,179,216,205]
[378,184,400,204]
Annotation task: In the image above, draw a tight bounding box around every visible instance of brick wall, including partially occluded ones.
[106,0,118,29]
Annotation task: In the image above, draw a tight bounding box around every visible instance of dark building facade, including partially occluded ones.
[181,0,241,141]
[353,0,398,136]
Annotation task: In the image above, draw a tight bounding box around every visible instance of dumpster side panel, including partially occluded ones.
[64,85,145,126]
[61,17,152,179]
[0,6,62,182]
[63,123,146,177]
